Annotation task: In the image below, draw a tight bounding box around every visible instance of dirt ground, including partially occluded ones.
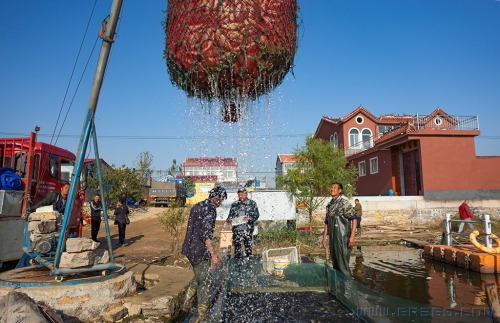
[81,207,191,268]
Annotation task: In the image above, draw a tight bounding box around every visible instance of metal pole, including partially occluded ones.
[443,214,452,246]
[54,0,123,268]
[91,121,114,261]
[484,214,492,249]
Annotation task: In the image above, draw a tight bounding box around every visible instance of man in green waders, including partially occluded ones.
[322,182,357,276]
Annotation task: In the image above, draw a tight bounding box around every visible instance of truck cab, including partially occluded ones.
[0,132,83,266]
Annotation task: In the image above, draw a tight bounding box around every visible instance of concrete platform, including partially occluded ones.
[123,263,194,318]
[423,244,500,273]
[0,263,193,322]
[0,264,135,322]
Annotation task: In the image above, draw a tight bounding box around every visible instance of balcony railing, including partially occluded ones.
[413,114,479,130]
[343,114,479,157]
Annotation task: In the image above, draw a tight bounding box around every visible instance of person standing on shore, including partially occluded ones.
[354,198,363,236]
[90,194,102,242]
[322,182,357,276]
[457,199,474,233]
[113,198,130,246]
[181,186,227,322]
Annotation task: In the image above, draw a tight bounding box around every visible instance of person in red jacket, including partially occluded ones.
[457,200,474,233]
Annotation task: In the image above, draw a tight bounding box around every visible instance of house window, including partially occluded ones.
[358,161,366,177]
[362,129,372,149]
[434,117,442,126]
[356,116,364,124]
[370,157,378,174]
[378,125,394,137]
[349,128,360,148]
[330,133,338,151]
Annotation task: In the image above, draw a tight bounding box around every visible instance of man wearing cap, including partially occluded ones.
[181,185,227,322]
[226,187,260,258]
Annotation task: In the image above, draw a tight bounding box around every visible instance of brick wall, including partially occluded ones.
[297,196,500,227]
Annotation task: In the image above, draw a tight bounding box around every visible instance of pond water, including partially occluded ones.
[350,244,494,316]
[217,245,495,323]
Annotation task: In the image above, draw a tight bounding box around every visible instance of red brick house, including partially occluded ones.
[314,106,500,200]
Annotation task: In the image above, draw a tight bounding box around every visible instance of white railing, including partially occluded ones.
[413,114,479,130]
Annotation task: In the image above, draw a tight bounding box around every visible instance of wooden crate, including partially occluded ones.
[219,230,233,249]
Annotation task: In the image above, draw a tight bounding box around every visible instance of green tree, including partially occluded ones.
[87,164,142,208]
[167,158,183,177]
[133,151,154,188]
[184,176,195,198]
[276,135,358,225]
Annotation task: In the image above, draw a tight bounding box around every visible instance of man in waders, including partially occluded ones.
[322,182,357,276]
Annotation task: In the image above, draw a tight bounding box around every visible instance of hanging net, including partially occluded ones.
[164,0,298,121]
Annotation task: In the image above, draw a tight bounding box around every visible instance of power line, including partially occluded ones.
[3,132,499,140]
[0,132,307,140]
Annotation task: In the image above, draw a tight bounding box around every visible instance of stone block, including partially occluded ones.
[59,251,95,268]
[102,306,128,322]
[28,220,57,234]
[141,296,175,317]
[29,211,58,221]
[30,232,56,245]
[94,249,110,264]
[123,301,141,316]
[66,238,99,253]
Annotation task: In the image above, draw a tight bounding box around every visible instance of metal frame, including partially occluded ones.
[22,0,124,280]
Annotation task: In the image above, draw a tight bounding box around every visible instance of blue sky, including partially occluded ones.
[1,0,499,186]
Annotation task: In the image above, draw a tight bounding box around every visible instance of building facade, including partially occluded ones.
[183,157,238,186]
[275,154,297,178]
[314,106,500,200]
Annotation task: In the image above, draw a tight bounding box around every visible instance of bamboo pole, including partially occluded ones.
[485,283,500,323]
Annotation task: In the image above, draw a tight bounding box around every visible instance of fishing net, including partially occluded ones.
[164,0,298,121]
[208,257,492,323]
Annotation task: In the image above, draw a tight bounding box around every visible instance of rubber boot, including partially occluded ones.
[197,303,210,323]
[181,286,197,312]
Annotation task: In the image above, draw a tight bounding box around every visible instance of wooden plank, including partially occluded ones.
[486,283,500,323]
[401,239,429,248]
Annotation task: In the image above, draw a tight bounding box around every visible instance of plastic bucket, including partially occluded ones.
[274,260,290,276]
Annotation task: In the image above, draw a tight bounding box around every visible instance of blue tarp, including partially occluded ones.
[0,168,22,190]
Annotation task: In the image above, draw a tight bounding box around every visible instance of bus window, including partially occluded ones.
[49,154,59,180]
[61,160,74,184]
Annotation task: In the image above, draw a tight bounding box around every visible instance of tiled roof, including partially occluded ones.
[321,115,341,124]
[84,158,111,167]
[341,105,378,123]
[378,115,413,124]
[375,123,417,144]
[183,157,237,167]
[278,154,296,163]
[181,175,218,182]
